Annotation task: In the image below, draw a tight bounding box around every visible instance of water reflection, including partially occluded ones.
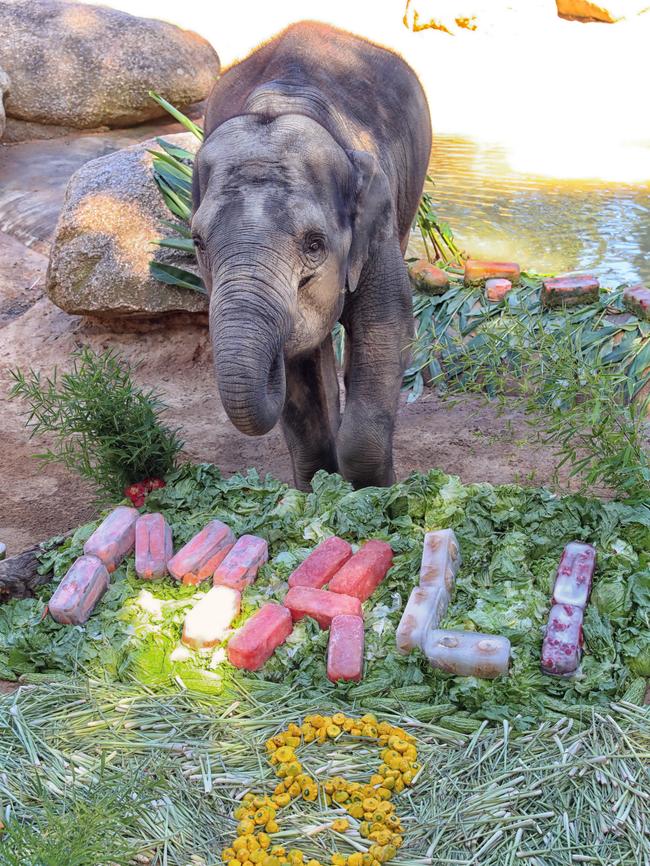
[417,136,650,285]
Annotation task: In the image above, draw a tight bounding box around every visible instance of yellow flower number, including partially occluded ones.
[221,714,420,866]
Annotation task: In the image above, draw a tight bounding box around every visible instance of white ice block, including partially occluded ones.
[181,585,241,650]
[552,542,596,610]
[396,584,450,654]
[419,529,461,592]
[423,629,511,678]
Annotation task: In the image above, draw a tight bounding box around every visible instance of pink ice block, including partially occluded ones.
[212,534,268,591]
[328,540,393,602]
[227,603,293,671]
[327,614,364,682]
[135,513,173,580]
[541,603,584,677]
[83,506,139,572]
[552,542,596,610]
[49,555,110,625]
[288,536,353,589]
[167,520,235,585]
[284,586,363,629]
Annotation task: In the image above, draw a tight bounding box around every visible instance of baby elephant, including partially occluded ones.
[192,21,431,490]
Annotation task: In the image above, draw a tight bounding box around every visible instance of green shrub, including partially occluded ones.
[9,348,183,501]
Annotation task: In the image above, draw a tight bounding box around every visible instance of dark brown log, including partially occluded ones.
[0,532,73,602]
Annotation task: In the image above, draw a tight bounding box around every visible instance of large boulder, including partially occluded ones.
[0,0,220,130]
[46,132,208,318]
[0,65,9,139]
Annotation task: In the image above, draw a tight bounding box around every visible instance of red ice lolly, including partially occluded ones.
[49,555,110,625]
[541,603,584,677]
[167,520,235,585]
[135,513,173,580]
[83,506,139,572]
[227,603,293,671]
[327,614,364,682]
[213,534,268,591]
[328,540,393,602]
[552,542,596,610]
[284,586,363,629]
[287,536,353,589]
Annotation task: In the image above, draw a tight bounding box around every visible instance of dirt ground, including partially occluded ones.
[0,118,595,558]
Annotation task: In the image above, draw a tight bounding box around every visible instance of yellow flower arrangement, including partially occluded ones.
[221,714,419,866]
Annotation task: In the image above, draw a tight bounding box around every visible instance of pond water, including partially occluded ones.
[422,135,650,286]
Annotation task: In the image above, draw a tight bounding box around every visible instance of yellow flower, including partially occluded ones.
[266,820,279,834]
[222,849,236,862]
[274,747,295,764]
[228,860,242,866]
[238,820,255,836]
[361,714,377,726]
[331,818,350,833]
[331,854,346,866]
[327,724,342,739]
[257,834,271,850]
[332,712,346,726]
[272,793,291,808]
[347,802,364,819]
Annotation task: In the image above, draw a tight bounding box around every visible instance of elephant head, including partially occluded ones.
[191,112,393,436]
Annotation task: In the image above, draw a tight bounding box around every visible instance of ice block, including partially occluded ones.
[552,542,596,610]
[327,614,364,682]
[212,534,268,591]
[83,506,139,572]
[135,513,173,580]
[541,603,583,677]
[423,629,511,678]
[328,540,393,602]
[396,584,450,654]
[419,529,461,592]
[227,603,293,671]
[284,586,363,629]
[49,555,110,625]
[182,585,241,650]
[287,536,353,589]
[167,520,235,585]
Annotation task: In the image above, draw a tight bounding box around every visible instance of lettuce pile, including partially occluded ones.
[1,463,648,726]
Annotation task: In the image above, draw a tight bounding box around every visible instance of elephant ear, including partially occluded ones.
[346,150,394,293]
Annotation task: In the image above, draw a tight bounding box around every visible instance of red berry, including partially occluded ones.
[149,478,166,490]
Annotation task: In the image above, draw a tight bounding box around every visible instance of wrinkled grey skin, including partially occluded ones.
[192,21,431,490]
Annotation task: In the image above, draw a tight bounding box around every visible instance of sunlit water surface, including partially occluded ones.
[420,136,650,286]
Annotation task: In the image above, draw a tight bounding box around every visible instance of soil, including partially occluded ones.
[0,117,603,559]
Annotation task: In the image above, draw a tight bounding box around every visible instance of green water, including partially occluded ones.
[421,135,650,286]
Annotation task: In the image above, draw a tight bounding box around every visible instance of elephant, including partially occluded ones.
[191,20,431,490]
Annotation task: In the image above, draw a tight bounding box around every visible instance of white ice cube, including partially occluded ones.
[419,529,461,592]
[396,584,450,654]
[182,586,241,650]
[423,629,511,678]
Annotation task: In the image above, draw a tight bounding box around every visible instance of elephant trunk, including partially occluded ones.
[210,256,294,436]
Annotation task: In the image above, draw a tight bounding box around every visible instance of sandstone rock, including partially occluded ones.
[0,66,9,140]
[556,0,650,22]
[0,0,220,130]
[541,275,600,307]
[46,132,208,318]
[408,259,451,294]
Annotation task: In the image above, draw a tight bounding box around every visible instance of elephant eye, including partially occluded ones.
[303,232,326,259]
[192,235,206,253]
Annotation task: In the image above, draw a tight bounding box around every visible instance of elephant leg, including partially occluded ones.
[338,239,413,488]
[282,334,341,490]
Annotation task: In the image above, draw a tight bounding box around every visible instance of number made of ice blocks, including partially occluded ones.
[419,529,461,592]
[135,513,173,580]
[83,506,139,572]
[287,536,353,589]
[212,534,268,591]
[49,555,110,625]
[541,603,583,677]
[227,603,293,671]
[167,519,235,585]
[552,542,596,609]
[328,539,393,602]
[327,614,364,682]
[396,584,450,654]
[423,629,511,678]
[182,585,242,650]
